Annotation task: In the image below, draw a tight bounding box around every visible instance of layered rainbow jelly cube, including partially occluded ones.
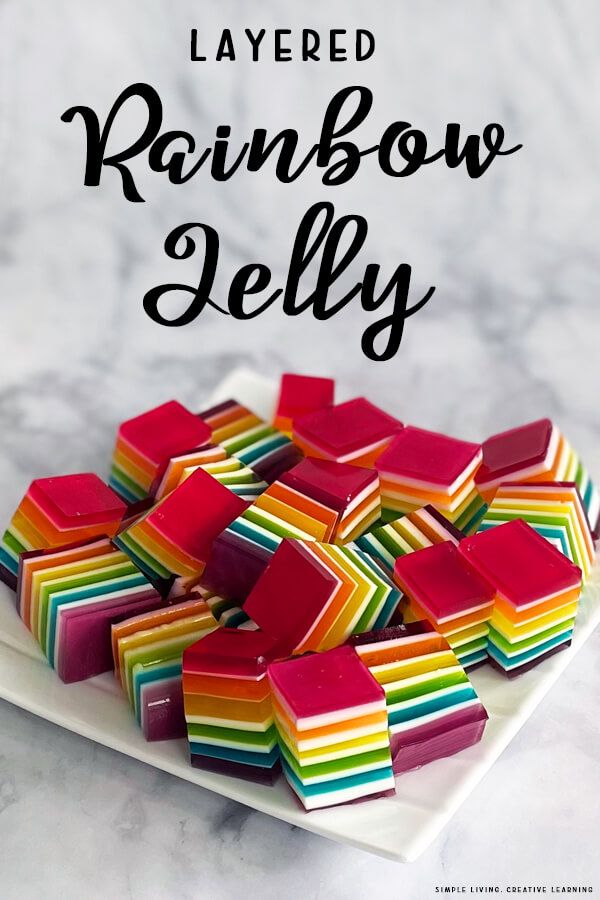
[17,537,162,682]
[109,400,212,503]
[115,467,248,595]
[376,427,484,532]
[111,595,218,740]
[349,622,488,774]
[182,628,281,784]
[461,519,582,676]
[244,538,401,655]
[0,473,127,589]
[268,646,395,810]
[394,542,496,669]
[293,398,403,467]
[278,458,381,544]
[475,418,599,531]
[199,398,302,484]
[357,505,464,577]
[478,481,595,580]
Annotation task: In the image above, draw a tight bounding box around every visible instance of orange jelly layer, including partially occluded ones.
[182,672,270,701]
[272,697,387,743]
[184,694,273,722]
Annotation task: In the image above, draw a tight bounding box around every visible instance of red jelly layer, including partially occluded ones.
[183,628,278,679]
[243,540,338,653]
[146,468,248,562]
[459,519,582,610]
[376,427,481,487]
[475,418,554,486]
[268,646,384,721]
[119,400,211,465]
[28,474,127,529]
[280,458,377,512]
[276,374,334,419]
[294,398,402,457]
[394,542,495,623]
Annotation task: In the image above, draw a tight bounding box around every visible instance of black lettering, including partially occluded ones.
[216,29,235,61]
[61,82,162,202]
[245,28,266,61]
[356,29,375,61]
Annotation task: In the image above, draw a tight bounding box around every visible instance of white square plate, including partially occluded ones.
[0,367,598,862]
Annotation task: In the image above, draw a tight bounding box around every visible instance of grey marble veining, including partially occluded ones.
[0,0,599,896]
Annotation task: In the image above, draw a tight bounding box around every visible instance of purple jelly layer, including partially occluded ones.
[0,561,17,592]
[57,590,162,683]
[141,676,187,742]
[251,444,303,485]
[423,505,466,543]
[389,701,487,755]
[487,639,572,678]
[347,620,436,649]
[190,753,281,786]
[392,707,488,775]
[201,530,271,601]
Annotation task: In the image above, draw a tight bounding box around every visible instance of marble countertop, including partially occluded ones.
[1,0,599,896]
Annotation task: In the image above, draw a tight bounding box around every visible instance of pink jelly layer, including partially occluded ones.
[475,418,554,487]
[244,540,339,654]
[268,646,385,722]
[28,474,127,530]
[394,542,495,622]
[280,458,377,512]
[294,398,402,457]
[57,590,162,683]
[460,519,582,610]
[145,467,248,562]
[375,427,481,488]
[119,400,211,466]
[183,627,278,678]
[275,374,334,420]
[391,704,488,775]
[140,676,187,742]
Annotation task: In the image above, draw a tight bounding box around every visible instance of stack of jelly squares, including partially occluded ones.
[348,622,488,774]
[243,538,401,655]
[17,537,162,683]
[356,505,463,577]
[182,628,281,784]
[153,442,267,503]
[109,400,212,504]
[199,489,327,602]
[199,398,302,484]
[461,519,583,677]
[111,595,218,741]
[394,541,496,669]
[475,418,599,532]
[273,373,334,435]
[293,397,403,467]
[114,467,248,595]
[0,473,127,589]
[278,458,381,544]
[200,459,382,601]
[478,482,595,581]
[268,646,395,810]
[375,427,485,532]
